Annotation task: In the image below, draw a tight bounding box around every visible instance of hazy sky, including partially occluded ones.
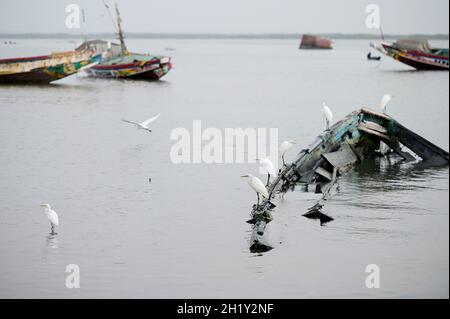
[0,0,448,34]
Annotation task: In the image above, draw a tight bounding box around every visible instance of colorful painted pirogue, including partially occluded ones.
[77,4,172,81]
[372,39,449,71]
[77,40,172,80]
[0,50,101,84]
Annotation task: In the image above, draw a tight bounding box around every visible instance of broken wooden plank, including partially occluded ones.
[322,144,359,169]
[361,107,392,121]
[361,120,388,134]
[393,122,450,165]
[358,123,391,141]
[315,167,333,181]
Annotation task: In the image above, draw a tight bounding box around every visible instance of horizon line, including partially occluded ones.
[0,32,449,40]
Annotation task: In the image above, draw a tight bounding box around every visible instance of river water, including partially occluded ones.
[0,38,448,298]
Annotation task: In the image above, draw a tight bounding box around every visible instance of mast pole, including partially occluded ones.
[115,3,128,55]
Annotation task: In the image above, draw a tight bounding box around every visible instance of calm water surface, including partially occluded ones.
[0,39,448,298]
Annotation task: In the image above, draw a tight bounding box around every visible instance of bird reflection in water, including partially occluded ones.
[46,234,59,249]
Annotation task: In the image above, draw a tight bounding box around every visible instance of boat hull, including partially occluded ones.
[382,43,449,71]
[299,35,333,50]
[0,52,100,84]
[0,69,62,84]
[85,57,172,80]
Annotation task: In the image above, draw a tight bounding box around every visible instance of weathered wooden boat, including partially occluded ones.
[371,39,449,71]
[77,4,172,81]
[0,50,101,84]
[247,107,449,253]
[299,34,333,50]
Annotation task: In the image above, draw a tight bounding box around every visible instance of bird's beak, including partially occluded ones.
[40,204,46,207]
[240,175,248,178]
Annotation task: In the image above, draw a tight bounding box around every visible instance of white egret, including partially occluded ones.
[122,113,160,133]
[279,141,296,166]
[380,94,393,114]
[380,94,394,155]
[40,204,59,235]
[256,157,277,186]
[322,102,333,130]
[241,174,269,206]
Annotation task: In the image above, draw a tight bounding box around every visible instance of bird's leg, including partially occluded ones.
[282,156,286,166]
[51,224,55,235]
[257,193,260,208]
[266,174,270,187]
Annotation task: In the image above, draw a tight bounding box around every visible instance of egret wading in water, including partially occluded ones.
[241,174,269,207]
[279,141,296,166]
[256,157,276,186]
[380,94,393,114]
[122,113,161,133]
[322,102,333,131]
[40,204,59,235]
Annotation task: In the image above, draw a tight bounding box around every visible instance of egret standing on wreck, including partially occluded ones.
[379,94,394,155]
[40,204,59,235]
[279,141,296,166]
[322,102,333,130]
[380,94,393,114]
[241,174,269,207]
[257,157,276,186]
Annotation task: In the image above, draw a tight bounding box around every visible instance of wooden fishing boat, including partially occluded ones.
[299,34,333,50]
[77,4,172,81]
[77,40,172,80]
[0,50,101,84]
[371,39,449,71]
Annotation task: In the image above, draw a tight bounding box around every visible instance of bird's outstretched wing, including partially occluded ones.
[140,113,161,127]
[122,119,140,126]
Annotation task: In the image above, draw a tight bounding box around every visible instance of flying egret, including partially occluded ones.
[40,204,59,235]
[241,174,270,206]
[279,141,296,166]
[256,157,277,186]
[322,102,333,130]
[380,94,393,114]
[122,113,160,133]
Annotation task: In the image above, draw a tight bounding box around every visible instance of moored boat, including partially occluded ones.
[77,4,172,81]
[0,50,101,84]
[371,38,449,71]
[77,40,172,80]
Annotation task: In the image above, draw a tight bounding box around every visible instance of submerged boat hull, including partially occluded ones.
[299,34,333,50]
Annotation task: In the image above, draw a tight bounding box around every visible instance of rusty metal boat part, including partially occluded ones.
[247,107,449,253]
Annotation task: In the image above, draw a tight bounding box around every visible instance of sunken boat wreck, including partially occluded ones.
[248,107,449,253]
[299,34,333,50]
